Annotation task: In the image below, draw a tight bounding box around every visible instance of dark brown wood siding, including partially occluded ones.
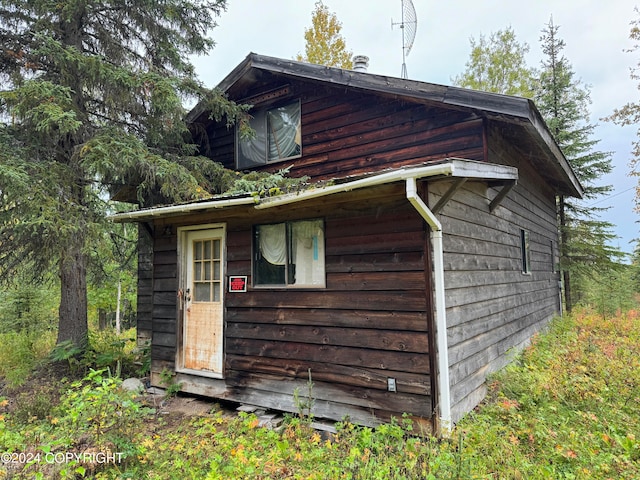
[149,186,434,426]
[136,224,154,346]
[149,230,178,372]
[435,127,561,423]
[152,78,566,428]
[197,80,485,181]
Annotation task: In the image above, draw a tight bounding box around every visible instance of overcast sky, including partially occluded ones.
[192,0,639,257]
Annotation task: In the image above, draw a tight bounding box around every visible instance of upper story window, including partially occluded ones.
[236,100,302,169]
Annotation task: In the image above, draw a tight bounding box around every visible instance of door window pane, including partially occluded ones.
[193,238,222,301]
[194,283,210,302]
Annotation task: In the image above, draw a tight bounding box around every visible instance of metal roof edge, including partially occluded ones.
[109,195,257,222]
[255,158,518,210]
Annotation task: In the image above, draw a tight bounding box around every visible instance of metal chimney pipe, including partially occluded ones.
[352,55,369,72]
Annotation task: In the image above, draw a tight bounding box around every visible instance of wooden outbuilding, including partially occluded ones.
[112,53,582,433]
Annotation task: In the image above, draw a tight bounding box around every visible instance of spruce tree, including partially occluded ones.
[535,18,622,310]
[0,0,249,350]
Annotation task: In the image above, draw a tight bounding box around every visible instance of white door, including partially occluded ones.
[181,227,224,375]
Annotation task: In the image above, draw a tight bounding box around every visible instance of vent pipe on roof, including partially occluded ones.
[352,55,369,72]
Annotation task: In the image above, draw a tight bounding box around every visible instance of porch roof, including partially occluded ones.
[109,158,517,222]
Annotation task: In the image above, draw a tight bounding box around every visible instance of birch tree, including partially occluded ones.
[296,1,353,69]
[452,26,536,97]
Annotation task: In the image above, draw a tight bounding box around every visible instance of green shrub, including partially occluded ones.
[84,328,139,378]
[0,330,55,387]
[56,368,152,451]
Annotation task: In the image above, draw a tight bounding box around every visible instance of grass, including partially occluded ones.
[0,309,638,479]
[454,308,640,479]
[0,329,55,387]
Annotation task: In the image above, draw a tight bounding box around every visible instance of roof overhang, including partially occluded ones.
[109,158,518,223]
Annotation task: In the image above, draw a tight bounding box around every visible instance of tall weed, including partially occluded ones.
[457,310,640,478]
[0,330,55,387]
[84,327,139,377]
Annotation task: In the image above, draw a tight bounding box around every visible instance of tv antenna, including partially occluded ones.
[391,0,417,79]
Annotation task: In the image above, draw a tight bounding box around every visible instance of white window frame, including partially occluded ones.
[253,219,325,288]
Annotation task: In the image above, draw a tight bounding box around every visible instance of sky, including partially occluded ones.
[191,0,639,258]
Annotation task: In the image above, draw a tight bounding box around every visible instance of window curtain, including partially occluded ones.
[238,110,267,166]
[291,220,324,285]
[258,223,286,265]
[267,103,301,161]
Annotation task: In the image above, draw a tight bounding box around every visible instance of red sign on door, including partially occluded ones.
[228,276,247,292]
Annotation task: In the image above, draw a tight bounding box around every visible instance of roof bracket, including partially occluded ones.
[432,178,467,214]
[489,180,516,212]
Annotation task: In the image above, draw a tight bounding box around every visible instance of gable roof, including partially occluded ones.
[188,53,582,198]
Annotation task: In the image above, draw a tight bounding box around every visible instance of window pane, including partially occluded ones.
[213,261,220,280]
[267,102,301,162]
[257,224,286,264]
[195,262,202,281]
[213,283,221,302]
[254,223,286,285]
[290,219,325,286]
[237,110,268,168]
[194,283,210,302]
[204,261,211,281]
[521,229,531,273]
[213,239,221,259]
[194,241,202,260]
[204,240,211,260]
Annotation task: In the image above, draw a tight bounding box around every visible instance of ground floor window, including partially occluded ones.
[253,219,325,287]
[521,229,531,274]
